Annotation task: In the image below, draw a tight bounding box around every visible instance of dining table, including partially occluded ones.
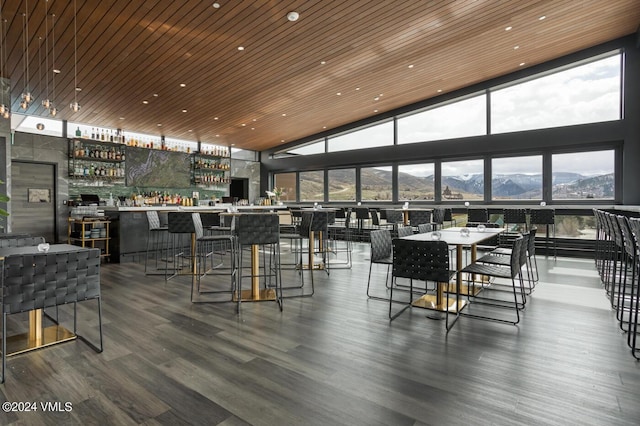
[0,244,97,356]
[401,226,503,315]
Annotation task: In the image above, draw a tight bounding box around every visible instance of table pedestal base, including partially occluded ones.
[4,325,76,357]
[411,295,466,313]
[233,288,277,302]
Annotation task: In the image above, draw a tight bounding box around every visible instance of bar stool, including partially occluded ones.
[500,208,527,248]
[165,212,195,280]
[309,210,331,274]
[236,213,283,312]
[530,208,556,259]
[408,210,432,233]
[145,210,169,275]
[354,207,370,241]
[190,213,237,304]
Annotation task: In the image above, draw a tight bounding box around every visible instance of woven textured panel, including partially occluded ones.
[392,239,451,282]
[432,208,445,225]
[417,223,433,233]
[2,249,101,315]
[503,209,527,224]
[310,211,329,232]
[0,237,46,248]
[354,208,370,220]
[467,209,489,223]
[409,210,432,226]
[370,230,392,262]
[299,212,313,237]
[168,212,196,234]
[527,228,537,256]
[397,226,413,238]
[371,210,380,226]
[530,209,555,225]
[200,213,221,228]
[192,213,205,239]
[237,214,279,245]
[385,210,404,224]
[146,211,161,230]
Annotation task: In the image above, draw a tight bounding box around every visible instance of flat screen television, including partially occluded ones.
[125,147,191,188]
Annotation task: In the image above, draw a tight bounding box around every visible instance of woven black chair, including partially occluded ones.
[277,211,313,298]
[625,217,640,359]
[1,248,103,383]
[417,223,433,233]
[396,225,413,238]
[309,210,331,274]
[145,210,169,275]
[408,210,432,231]
[432,208,445,230]
[499,208,528,248]
[467,208,488,225]
[367,229,393,300]
[530,208,556,259]
[354,207,370,241]
[383,209,404,234]
[615,215,636,332]
[236,214,283,312]
[190,213,237,304]
[0,236,45,248]
[327,208,353,269]
[460,236,525,325]
[389,239,457,329]
[165,212,195,280]
[443,208,457,227]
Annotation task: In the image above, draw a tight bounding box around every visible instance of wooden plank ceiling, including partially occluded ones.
[0,0,638,152]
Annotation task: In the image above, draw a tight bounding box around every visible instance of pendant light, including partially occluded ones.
[69,0,80,112]
[0,2,9,119]
[49,12,57,116]
[20,0,31,110]
[41,0,51,110]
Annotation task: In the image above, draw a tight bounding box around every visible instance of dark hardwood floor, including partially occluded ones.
[1,242,639,425]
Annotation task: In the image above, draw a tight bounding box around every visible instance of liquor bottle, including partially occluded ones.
[91,128,96,139]
[75,127,81,137]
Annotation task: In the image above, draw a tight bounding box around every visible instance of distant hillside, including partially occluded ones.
[304,168,614,200]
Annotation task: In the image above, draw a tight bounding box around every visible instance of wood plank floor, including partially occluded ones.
[1,243,639,425]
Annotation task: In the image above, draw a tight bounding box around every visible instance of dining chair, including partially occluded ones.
[367,229,393,300]
[389,239,456,329]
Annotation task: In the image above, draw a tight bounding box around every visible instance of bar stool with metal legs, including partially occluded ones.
[530,208,556,259]
[165,212,195,280]
[190,213,237,304]
[145,210,169,275]
[236,213,283,312]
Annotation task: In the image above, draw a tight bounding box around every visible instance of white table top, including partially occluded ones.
[402,227,503,245]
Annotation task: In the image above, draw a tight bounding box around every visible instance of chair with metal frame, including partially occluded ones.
[235,213,283,312]
[144,211,169,275]
[388,239,457,330]
[409,210,432,233]
[366,229,393,300]
[327,208,353,269]
[467,208,489,225]
[499,208,527,248]
[625,217,640,359]
[459,236,526,325]
[190,212,237,304]
[530,208,556,259]
[396,225,414,238]
[1,248,103,383]
[615,215,637,333]
[165,212,195,280]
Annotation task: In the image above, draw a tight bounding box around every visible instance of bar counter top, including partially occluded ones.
[102,204,288,212]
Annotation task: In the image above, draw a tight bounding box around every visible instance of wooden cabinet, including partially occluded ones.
[67,218,111,260]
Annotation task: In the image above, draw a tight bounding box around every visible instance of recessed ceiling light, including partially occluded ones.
[213,2,220,8]
[214,117,219,120]
[75,87,81,92]
[251,127,255,130]
[514,45,519,49]
[157,123,162,127]
[282,113,287,116]
[142,100,149,104]
[153,93,158,97]
[182,109,187,113]
[281,139,285,143]
[287,11,299,22]
[252,118,257,121]
[437,89,442,93]
[373,109,378,113]
[119,117,125,120]
[231,143,235,146]
[355,87,360,91]
[237,46,245,51]
[216,134,220,137]
[180,83,186,87]
[323,126,326,129]
[188,129,193,132]
[53,69,60,74]
[320,61,326,65]
[519,62,526,66]
[408,64,414,68]
[538,15,546,20]
[241,123,246,126]
[374,97,379,101]
[337,92,341,96]
[505,26,512,31]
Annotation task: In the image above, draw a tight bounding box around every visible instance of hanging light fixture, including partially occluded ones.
[41,0,51,110]
[20,0,31,110]
[0,0,9,119]
[49,12,57,116]
[69,0,80,112]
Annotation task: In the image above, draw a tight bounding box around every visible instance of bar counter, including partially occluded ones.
[104,204,288,262]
